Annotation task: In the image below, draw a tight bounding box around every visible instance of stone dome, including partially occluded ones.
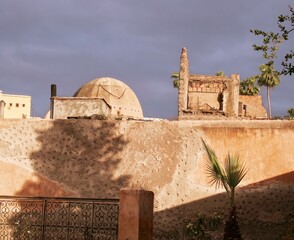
[73,77,143,118]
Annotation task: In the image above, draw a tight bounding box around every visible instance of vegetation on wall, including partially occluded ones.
[171,72,180,89]
[202,140,248,240]
[215,71,226,77]
[171,71,228,89]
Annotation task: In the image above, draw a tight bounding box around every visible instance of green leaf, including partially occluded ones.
[224,154,248,189]
[202,140,248,207]
[202,140,226,190]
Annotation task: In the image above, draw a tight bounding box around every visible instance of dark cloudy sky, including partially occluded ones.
[0,1,293,118]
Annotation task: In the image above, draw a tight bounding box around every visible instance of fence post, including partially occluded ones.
[118,188,154,240]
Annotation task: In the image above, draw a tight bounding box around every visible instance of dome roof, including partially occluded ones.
[73,77,143,118]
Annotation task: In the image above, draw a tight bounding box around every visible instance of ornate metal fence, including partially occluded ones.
[0,196,119,240]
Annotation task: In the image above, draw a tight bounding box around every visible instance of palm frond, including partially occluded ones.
[202,140,248,209]
[224,154,248,189]
[202,140,226,189]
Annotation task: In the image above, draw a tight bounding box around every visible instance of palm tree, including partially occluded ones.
[256,64,280,119]
[202,140,248,240]
[239,76,260,96]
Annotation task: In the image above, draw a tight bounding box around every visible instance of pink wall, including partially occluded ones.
[0,119,293,239]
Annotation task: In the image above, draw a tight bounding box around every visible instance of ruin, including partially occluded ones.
[178,48,267,119]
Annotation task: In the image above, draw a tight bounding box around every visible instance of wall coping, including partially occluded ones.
[0,118,293,129]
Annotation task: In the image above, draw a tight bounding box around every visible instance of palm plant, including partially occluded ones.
[202,140,248,240]
[239,76,260,96]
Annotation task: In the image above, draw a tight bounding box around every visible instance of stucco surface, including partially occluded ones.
[0,93,31,119]
[239,95,267,118]
[73,77,143,118]
[52,97,111,119]
[0,119,293,239]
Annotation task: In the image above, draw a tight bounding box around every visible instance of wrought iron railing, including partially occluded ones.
[0,196,119,240]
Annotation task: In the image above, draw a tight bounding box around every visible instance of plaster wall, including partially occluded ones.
[52,97,111,119]
[188,92,219,110]
[0,119,293,239]
[0,93,31,119]
[73,78,144,119]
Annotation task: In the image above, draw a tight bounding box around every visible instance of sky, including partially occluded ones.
[0,0,293,119]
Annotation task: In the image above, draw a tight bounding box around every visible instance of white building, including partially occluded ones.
[0,90,31,119]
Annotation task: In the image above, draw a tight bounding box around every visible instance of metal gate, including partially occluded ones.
[0,196,119,240]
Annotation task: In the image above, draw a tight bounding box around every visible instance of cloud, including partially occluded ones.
[0,0,293,118]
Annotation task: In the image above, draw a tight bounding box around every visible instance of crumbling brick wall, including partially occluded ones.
[177,48,267,120]
[177,48,240,119]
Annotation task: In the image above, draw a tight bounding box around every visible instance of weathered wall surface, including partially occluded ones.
[0,119,293,239]
[52,97,111,119]
[178,47,189,116]
[239,95,268,119]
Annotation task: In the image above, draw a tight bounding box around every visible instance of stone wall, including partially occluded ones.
[239,95,268,119]
[177,48,267,120]
[0,119,293,239]
[177,48,240,119]
[187,74,240,116]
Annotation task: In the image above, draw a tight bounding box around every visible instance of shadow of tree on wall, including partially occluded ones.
[154,171,294,240]
[4,119,130,239]
[29,119,130,198]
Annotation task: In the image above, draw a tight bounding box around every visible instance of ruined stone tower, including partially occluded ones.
[177,48,240,119]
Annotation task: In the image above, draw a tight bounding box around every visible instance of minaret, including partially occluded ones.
[178,48,190,118]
